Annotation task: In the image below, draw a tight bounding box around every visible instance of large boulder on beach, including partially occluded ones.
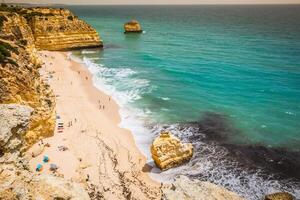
[151,131,193,170]
[124,20,143,33]
[265,192,295,200]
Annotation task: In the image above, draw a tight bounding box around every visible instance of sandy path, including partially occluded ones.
[27,51,161,199]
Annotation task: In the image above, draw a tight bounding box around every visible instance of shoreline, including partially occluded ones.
[27,51,161,199]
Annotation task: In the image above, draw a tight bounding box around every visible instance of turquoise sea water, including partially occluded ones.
[66,5,300,199]
[69,5,300,149]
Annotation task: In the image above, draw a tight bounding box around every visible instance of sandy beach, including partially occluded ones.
[27,51,161,199]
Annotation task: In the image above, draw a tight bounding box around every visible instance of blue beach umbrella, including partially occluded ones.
[43,155,49,163]
[36,164,43,171]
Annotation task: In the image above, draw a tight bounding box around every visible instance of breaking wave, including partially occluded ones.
[74,54,300,200]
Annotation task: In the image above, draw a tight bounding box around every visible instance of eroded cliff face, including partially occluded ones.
[0,104,90,200]
[27,8,103,50]
[0,11,56,148]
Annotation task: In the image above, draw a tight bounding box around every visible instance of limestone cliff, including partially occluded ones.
[162,176,244,200]
[0,11,56,148]
[0,104,90,200]
[27,7,103,50]
[151,132,193,170]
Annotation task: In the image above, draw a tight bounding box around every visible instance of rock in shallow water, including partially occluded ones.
[265,192,295,200]
[124,20,143,33]
[151,131,193,170]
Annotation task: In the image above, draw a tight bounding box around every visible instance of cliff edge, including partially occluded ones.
[27,7,103,50]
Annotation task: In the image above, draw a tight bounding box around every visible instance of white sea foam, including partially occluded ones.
[82,49,99,54]
[160,97,170,101]
[149,124,300,200]
[80,56,156,157]
[72,54,300,200]
[285,111,294,115]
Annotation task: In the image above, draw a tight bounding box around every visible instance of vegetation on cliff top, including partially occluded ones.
[0,4,55,21]
[0,40,19,66]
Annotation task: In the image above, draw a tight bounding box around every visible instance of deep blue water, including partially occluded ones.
[65,5,300,199]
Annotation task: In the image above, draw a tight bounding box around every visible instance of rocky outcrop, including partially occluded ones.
[0,104,90,200]
[0,104,33,154]
[124,20,143,33]
[27,8,103,50]
[151,131,193,170]
[265,192,295,200]
[162,176,244,200]
[0,10,56,148]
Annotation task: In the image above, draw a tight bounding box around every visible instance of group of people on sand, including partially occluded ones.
[67,118,77,127]
[98,98,111,110]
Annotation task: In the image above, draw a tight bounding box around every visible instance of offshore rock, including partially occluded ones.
[28,7,103,50]
[265,192,295,200]
[162,176,244,200]
[124,20,143,33]
[151,131,193,170]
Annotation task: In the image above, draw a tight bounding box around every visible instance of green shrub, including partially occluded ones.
[20,39,27,46]
[0,41,19,65]
[0,41,19,55]
[0,51,5,62]
[7,58,18,66]
[0,45,11,57]
[0,15,7,29]
[0,3,22,12]
[67,15,73,21]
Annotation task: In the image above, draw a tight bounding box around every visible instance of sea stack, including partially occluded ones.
[124,20,143,33]
[151,131,193,170]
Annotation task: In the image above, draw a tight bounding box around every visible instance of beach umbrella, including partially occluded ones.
[36,164,43,172]
[43,155,49,163]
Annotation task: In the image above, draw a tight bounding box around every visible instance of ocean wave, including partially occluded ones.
[81,49,100,54]
[148,113,300,200]
[160,97,170,101]
[82,57,155,104]
[74,53,300,200]
[79,56,157,156]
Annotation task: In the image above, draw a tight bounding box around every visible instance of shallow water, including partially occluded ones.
[66,5,300,199]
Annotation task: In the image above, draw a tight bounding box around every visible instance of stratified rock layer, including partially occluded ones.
[28,8,103,50]
[265,192,295,200]
[162,176,244,200]
[151,132,193,170]
[124,20,143,33]
[0,11,56,148]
